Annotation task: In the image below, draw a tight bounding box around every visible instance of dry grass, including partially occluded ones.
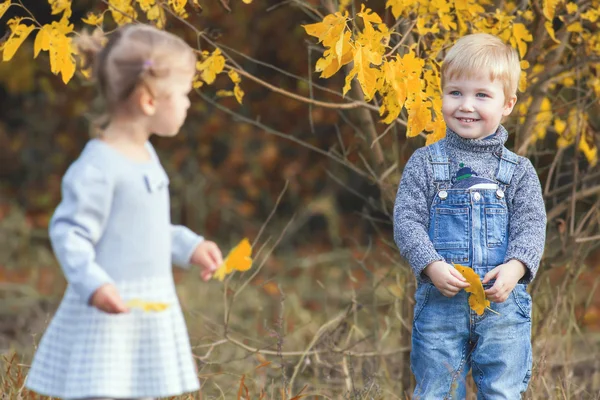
[1,244,599,400]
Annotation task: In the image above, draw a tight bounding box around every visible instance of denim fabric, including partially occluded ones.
[411,140,532,399]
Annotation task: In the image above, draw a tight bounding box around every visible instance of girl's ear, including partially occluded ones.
[138,86,156,116]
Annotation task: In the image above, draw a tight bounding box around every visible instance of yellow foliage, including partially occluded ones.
[566,2,578,13]
[33,15,76,84]
[510,23,533,58]
[49,0,72,18]
[196,49,226,84]
[169,0,188,17]
[108,0,137,25]
[542,0,561,21]
[339,0,352,12]
[82,12,104,25]
[303,12,353,79]
[454,264,490,316]
[2,18,35,62]
[214,238,253,282]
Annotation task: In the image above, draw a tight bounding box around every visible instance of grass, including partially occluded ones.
[1,241,600,399]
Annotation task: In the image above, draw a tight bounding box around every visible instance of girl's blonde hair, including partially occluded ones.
[441,33,521,102]
[74,24,196,131]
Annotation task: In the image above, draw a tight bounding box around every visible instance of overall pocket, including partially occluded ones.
[485,207,508,247]
[432,207,470,263]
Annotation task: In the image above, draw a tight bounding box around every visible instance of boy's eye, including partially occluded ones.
[476,93,489,98]
[449,90,461,96]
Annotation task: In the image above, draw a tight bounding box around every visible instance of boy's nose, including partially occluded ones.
[459,99,475,112]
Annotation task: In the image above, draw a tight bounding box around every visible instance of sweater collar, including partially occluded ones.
[445,125,508,153]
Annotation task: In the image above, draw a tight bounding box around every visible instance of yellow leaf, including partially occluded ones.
[544,21,560,43]
[2,19,35,62]
[234,84,244,104]
[0,1,10,21]
[581,9,599,22]
[34,25,52,58]
[169,0,188,16]
[566,2,578,13]
[567,21,583,33]
[49,0,72,18]
[213,238,253,281]
[228,69,241,84]
[242,0,252,3]
[343,43,381,100]
[126,299,170,312]
[554,118,566,135]
[579,133,598,167]
[510,23,533,58]
[196,49,225,84]
[454,264,490,316]
[339,0,351,12]
[82,12,104,25]
[543,0,560,21]
[406,93,431,138]
[425,118,446,145]
[109,0,137,25]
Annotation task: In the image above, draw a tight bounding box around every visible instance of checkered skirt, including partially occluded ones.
[25,275,200,398]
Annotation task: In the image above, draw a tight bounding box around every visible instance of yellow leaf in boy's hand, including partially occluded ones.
[213,238,253,281]
[454,264,490,316]
[126,299,170,312]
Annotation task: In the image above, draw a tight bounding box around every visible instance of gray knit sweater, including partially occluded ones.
[393,126,546,284]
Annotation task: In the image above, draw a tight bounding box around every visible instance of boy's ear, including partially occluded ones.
[138,87,156,116]
[503,95,517,116]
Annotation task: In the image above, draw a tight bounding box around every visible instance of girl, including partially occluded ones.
[25,24,223,400]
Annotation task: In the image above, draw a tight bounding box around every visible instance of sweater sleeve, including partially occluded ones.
[504,158,547,283]
[393,149,442,281]
[171,225,204,268]
[49,162,115,303]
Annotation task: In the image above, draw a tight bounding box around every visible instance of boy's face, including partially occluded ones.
[442,72,516,140]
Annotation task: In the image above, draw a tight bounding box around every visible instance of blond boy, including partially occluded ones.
[394,33,546,399]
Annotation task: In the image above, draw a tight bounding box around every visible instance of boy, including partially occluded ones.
[393,33,546,399]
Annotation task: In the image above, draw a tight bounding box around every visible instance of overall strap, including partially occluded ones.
[428,139,450,188]
[495,147,519,189]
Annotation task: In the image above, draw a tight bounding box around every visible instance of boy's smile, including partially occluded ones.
[442,73,516,140]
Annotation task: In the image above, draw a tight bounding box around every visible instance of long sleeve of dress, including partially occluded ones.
[49,162,115,303]
[171,225,204,268]
[393,149,443,282]
[504,158,547,283]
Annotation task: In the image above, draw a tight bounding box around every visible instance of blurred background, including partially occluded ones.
[0,0,599,398]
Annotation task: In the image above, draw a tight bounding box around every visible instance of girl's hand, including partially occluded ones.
[90,284,129,314]
[190,241,223,281]
[423,260,470,297]
[483,259,527,303]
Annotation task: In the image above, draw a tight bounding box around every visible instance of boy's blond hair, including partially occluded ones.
[441,33,521,102]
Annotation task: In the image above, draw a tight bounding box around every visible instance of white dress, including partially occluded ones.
[25,140,202,398]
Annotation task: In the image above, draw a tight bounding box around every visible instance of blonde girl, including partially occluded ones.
[25,24,223,400]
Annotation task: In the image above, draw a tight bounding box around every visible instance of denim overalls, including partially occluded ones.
[411,139,533,399]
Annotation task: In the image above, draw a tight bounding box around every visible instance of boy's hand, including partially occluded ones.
[424,261,470,297]
[483,259,527,303]
[190,241,223,281]
[90,283,129,314]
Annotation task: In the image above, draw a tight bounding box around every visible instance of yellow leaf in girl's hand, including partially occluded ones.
[213,238,253,281]
[126,299,170,312]
[454,264,490,316]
